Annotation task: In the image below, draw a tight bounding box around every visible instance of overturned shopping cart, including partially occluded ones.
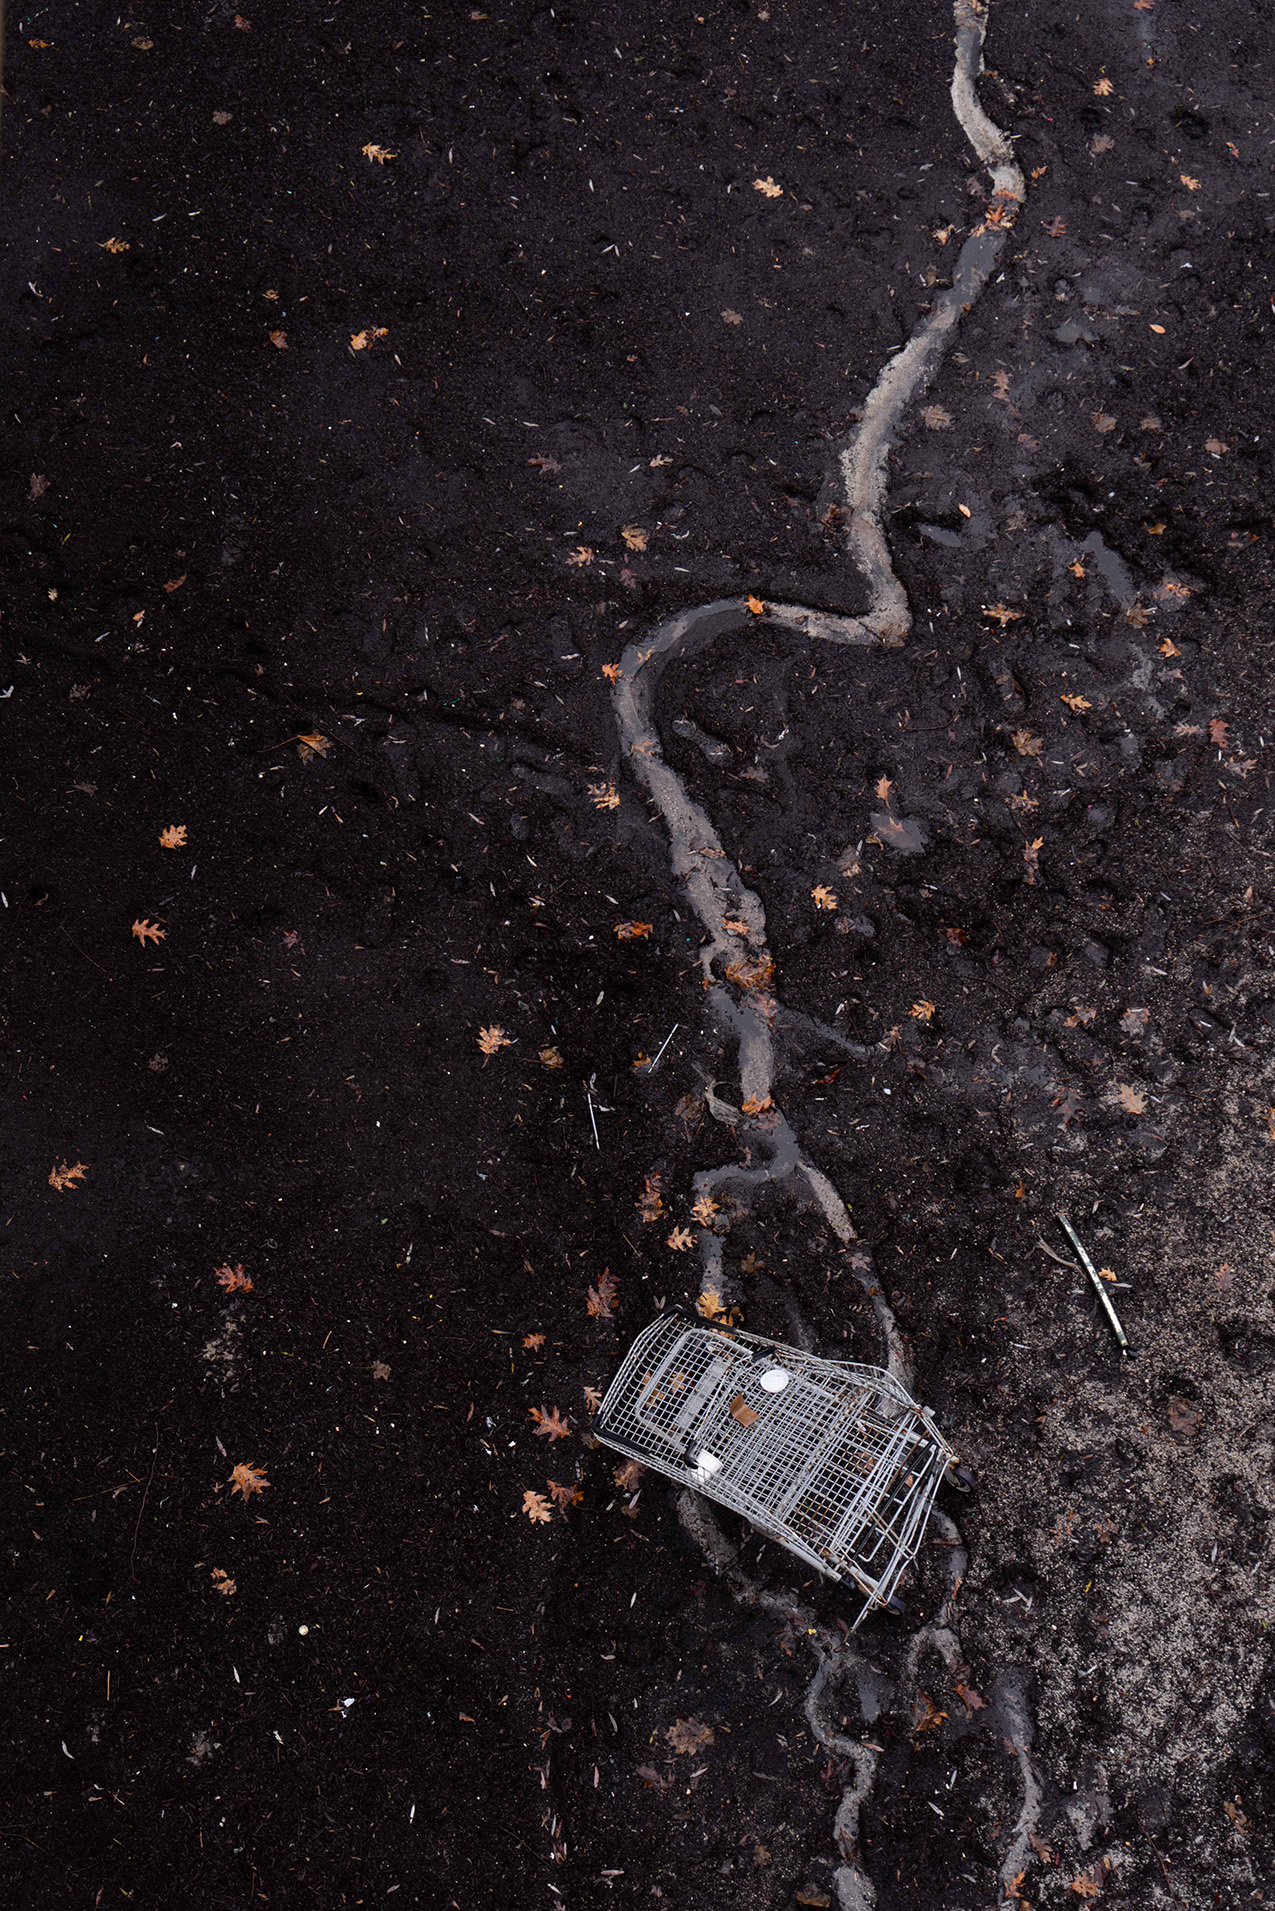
[596,1310,960,1625]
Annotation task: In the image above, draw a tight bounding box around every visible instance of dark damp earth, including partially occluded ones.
[4,2,1275,1906]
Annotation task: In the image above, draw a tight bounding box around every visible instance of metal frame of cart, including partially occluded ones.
[596,1311,959,1624]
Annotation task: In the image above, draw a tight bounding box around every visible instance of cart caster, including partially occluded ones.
[943,1463,975,1494]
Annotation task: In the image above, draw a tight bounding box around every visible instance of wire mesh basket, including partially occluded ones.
[596,1310,959,1624]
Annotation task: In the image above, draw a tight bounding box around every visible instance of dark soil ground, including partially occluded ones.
[5,1,1275,1906]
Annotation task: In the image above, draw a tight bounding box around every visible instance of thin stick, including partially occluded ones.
[586,1091,600,1150]
[1134,1812,1181,1904]
[130,1425,161,1581]
[1056,1215,1133,1359]
[647,1023,680,1073]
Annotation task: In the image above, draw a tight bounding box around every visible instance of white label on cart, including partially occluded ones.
[694,1450,723,1477]
[759,1368,790,1393]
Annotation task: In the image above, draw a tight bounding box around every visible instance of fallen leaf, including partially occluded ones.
[811,884,838,911]
[159,824,187,848]
[350,326,389,351]
[741,1093,773,1115]
[636,1173,665,1223]
[49,1161,89,1192]
[1006,791,1039,814]
[215,1263,254,1294]
[132,918,165,945]
[213,110,233,124]
[587,1269,619,1320]
[362,142,397,163]
[1204,437,1228,455]
[1223,1798,1250,1833]
[666,1718,714,1754]
[229,1463,269,1500]
[1167,1397,1202,1437]
[589,781,621,810]
[1125,603,1152,627]
[721,308,743,325]
[1061,692,1092,712]
[98,237,131,253]
[234,14,252,28]
[1042,215,1068,237]
[1264,1108,1275,1144]
[1106,1081,1147,1116]
[1030,165,1048,180]
[752,176,782,198]
[1180,173,1201,192]
[30,473,49,499]
[371,1361,391,1380]
[1158,637,1181,656]
[983,602,1023,626]
[722,917,750,936]
[953,1680,986,1713]
[991,368,1012,402]
[1158,579,1191,600]
[874,776,894,801]
[636,1765,671,1790]
[529,1405,572,1441]
[583,1385,603,1412]
[1207,717,1230,747]
[522,1489,553,1524]
[1069,559,1086,578]
[746,593,765,616]
[910,1001,936,1022]
[1023,836,1044,883]
[621,525,648,551]
[1090,133,1115,154]
[1092,412,1117,434]
[210,1567,237,1596]
[539,1046,564,1069]
[547,1478,582,1509]
[696,1290,739,1324]
[477,1025,512,1056]
[795,1894,831,1910]
[612,1459,645,1493]
[931,224,955,245]
[523,1332,546,1350]
[725,953,775,991]
[614,920,653,940]
[1093,76,1114,95]
[922,405,953,430]
[911,1691,948,1735]
[528,453,562,474]
[148,1053,168,1071]
[164,574,187,592]
[1066,1004,1097,1026]
[567,545,594,568]
[1119,1007,1150,1035]
[268,330,288,349]
[690,1194,720,1227]
[729,1394,759,1427]
[666,1226,694,1252]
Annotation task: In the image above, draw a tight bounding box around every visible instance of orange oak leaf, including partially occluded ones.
[49,1160,89,1191]
[132,918,165,945]
[229,1463,269,1500]
[215,1263,254,1294]
[528,1404,572,1441]
[159,824,187,848]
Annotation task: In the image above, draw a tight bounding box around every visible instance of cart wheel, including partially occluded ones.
[943,1463,975,1494]
[886,1592,907,1617]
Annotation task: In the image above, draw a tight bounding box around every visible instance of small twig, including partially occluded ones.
[58,923,112,977]
[130,1424,162,1581]
[1057,1215,1134,1359]
[586,1090,600,1151]
[1134,1812,1182,1905]
[647,1023,680,1073]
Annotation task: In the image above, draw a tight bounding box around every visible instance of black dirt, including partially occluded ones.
[5,2,1275,1906]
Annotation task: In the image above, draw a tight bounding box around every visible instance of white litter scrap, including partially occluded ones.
[596,1311,960,1625]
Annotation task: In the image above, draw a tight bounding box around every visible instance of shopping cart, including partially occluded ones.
[596,1310,960,1624]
